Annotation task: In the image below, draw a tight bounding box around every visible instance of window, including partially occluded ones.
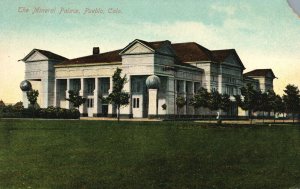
[132,80,142,93]
[87,98,94,108]
[87,80,95,94]
[225,86,234,95]
[101,78,110,95]
[72,80,81,92]
[133,98,140,108]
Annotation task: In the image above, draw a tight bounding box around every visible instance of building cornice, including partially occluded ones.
[54,62,122,68]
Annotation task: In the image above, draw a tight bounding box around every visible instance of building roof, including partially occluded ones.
[172,42,216,62]
[243,69,276,78]
[57,39,244,70]
[59,49,122,65]
[211,49,246,69]
[21,49,68,62]
[136,39,169,51]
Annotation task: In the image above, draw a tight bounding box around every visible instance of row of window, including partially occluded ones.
[224,86,237,95]
[223,77,237,84]
[85,97,141,109]
[176,81,202,93]
[70,81,110,94]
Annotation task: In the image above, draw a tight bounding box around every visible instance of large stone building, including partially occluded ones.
[20,39,276,118]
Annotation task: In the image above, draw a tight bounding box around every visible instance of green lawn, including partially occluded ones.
[0,120,300,189]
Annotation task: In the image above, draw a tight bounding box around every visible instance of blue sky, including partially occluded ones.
[0,0,299,103]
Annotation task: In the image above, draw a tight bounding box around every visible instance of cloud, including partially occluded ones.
[211,4,237,16]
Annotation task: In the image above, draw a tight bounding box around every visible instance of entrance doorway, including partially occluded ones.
[132,95,143,118]
[87,98,94,117]
[102,104,108,117]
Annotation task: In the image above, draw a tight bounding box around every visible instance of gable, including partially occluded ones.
[223,53,244,69]
[25,51,48,62]
[121,41,154,55]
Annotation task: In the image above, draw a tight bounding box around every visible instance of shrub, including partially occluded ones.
[0,106,80,119]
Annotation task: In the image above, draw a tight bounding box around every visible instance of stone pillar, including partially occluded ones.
[54,79,58,107]
[108,76,114,117]
[40,79,48,108]
[218,66,223,94]
[183,80,187,115]
[119,75,132,118]
[166,77,175,116]
[65,79,70,109]
[79,78,87,116]
[148,89,158,118]
[186,81,195,116]
[22,92,29,108]
[93,78,99,117]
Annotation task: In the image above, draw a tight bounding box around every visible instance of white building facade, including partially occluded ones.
[20,39,275,118]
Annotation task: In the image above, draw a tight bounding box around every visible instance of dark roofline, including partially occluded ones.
[119,39,170,55]
[54,39,247,71]
[58,49,122,65]
[244,69,277,78]
[211,49,246,70]
[20,49,68,62]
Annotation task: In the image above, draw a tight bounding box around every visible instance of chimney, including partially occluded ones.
[93,47,100,55]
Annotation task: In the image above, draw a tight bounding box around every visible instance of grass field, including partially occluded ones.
[0,119,300,189]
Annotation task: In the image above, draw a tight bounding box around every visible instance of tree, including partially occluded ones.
[0,100,5,111]
[13,101,24,112]
[176,96,186,118]
[273,95,285,123]
[257,91,272,123]
[26,90,39,108]
[267,90,282,123]
[26,89,39,118]
[0,100,5,107]
[283,84,300,123]
[235,83,260,124]
[220,93,231,114]
[66,90,86,109]
[102,68,130,122]
[189,87,210,118]
[209,90,221,112]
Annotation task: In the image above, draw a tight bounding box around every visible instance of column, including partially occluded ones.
[129,77,133,117]
[65,79,70,109]
[182,80,187,115]
[119,75,132,118]
[93,78,100,117]
[79,78,87,116]
[22,91,29,108]
[54,79,58,107]
[218,66,223,94]
[108,77,114,117]
[148,89,158,118]
[167,77,175,116]
[41,78,48,108]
